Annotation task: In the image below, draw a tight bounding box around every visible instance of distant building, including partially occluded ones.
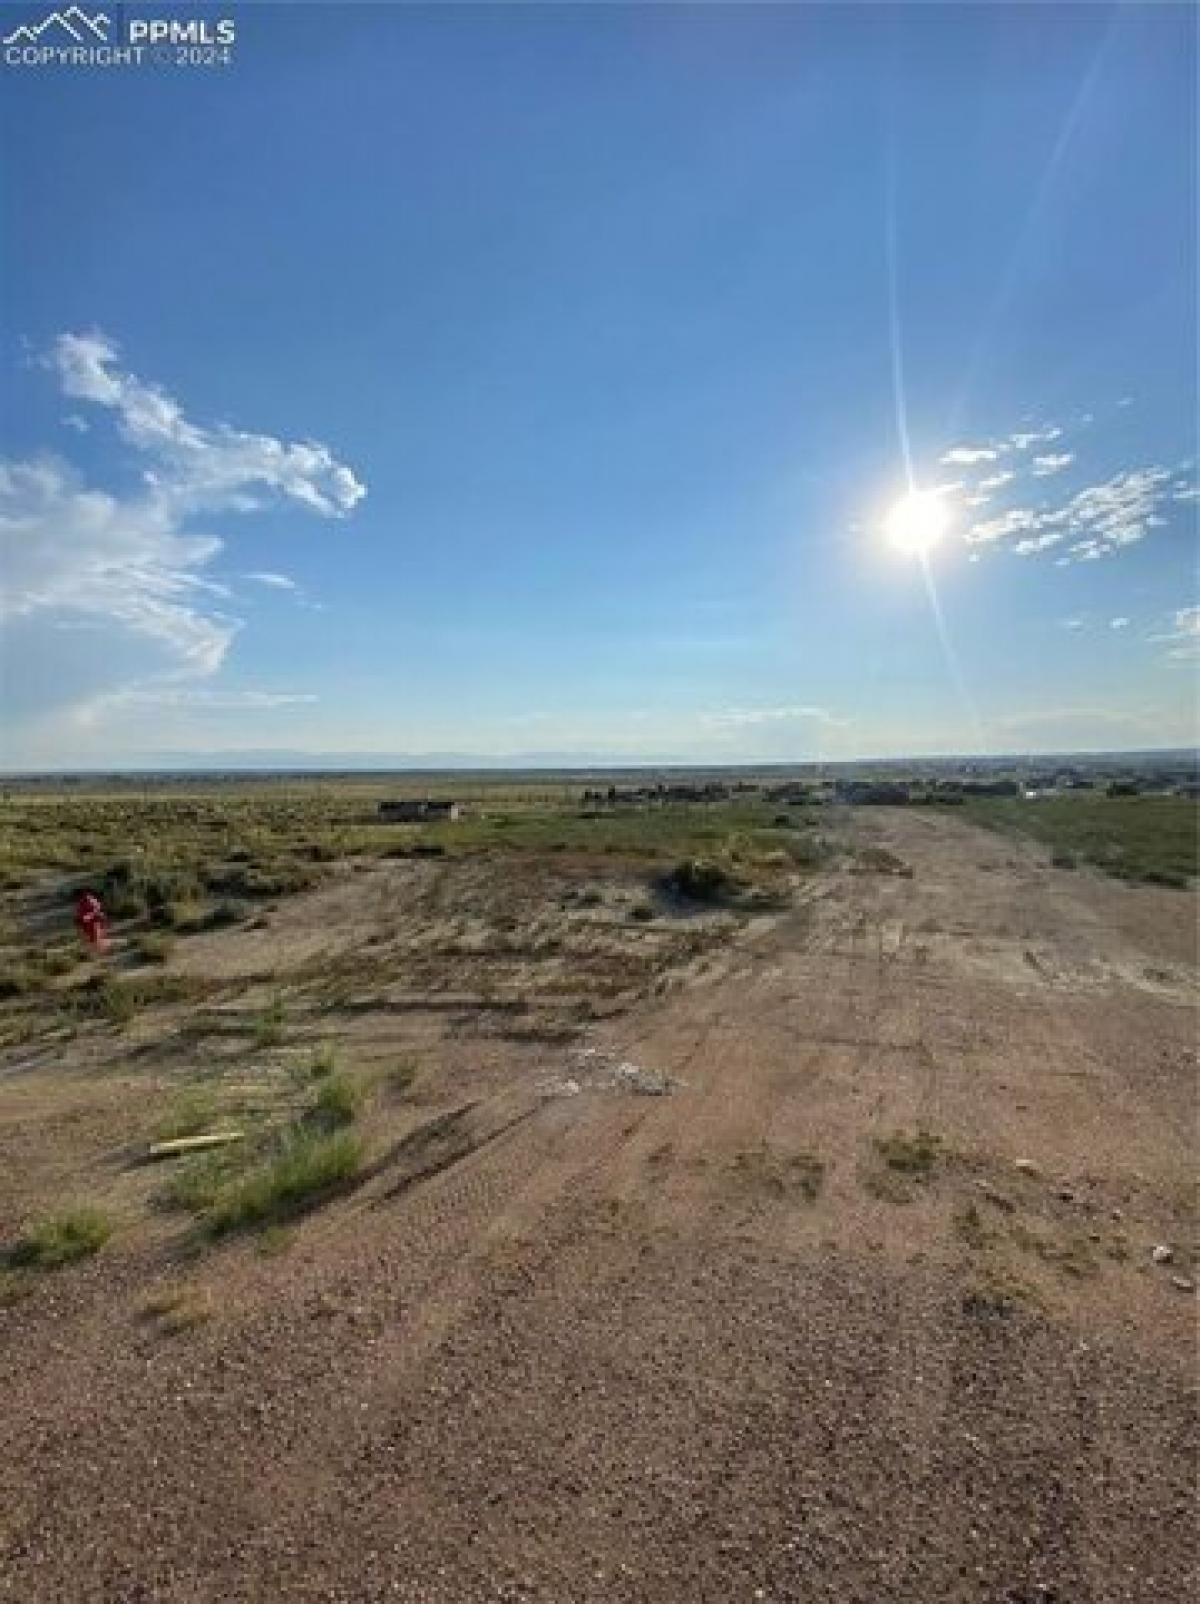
[378,799,462,823]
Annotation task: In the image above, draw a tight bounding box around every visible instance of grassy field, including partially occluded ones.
[0,780,830,1025]
[953,793,1198,887]
[0,782,818,905]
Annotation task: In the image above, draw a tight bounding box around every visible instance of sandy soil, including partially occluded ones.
[1,810,1196,1602]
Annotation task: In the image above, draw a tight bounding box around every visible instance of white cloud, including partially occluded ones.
[1057,468,1173,560]
[83,687,318,721]
[700,704,847,730]
[1,332,365,755]
[51,332,366,518]
[1010,426,1062,450]
[964,465,1178,562]
[1109,617,1130,630]
[62,413,89,434]
[1012,531,1062,556]
[941,445,999,466]
[1031,452,1074,477]
[977,470,1014,492]
[966,508,1042,545]
[245,571,299,591]
[1150,605,1200,661]
[1062,618,1085,631]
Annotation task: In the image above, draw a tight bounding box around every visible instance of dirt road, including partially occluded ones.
[2,811,1196,1601]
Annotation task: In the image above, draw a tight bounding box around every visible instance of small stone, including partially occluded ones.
[1014,1158,1039,1176]
[1171,1276,1195,1293]
[1056,1187,1075,1203]
[1151,1244,1174,1265]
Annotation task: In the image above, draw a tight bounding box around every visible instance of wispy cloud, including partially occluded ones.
[964,462,1180,563]
[1010,425,1062,450]
[75,687,319,727]
[1031,452,1074,477]
[967,508,1042,544]
[700,704,847,730]
[244,571,299,592]
[2,332,365,741]
[1109,616,1130,630]
[1150,605,1200,661]
[941,445,999,466]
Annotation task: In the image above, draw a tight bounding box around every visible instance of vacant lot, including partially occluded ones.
[0,785,1196,1602]
[951,791,1198,887]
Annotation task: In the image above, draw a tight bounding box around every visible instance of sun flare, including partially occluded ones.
[885,489,951,557]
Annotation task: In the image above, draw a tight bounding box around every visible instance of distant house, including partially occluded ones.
[378,799,462,823]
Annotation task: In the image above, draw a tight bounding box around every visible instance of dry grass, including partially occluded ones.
[729,1144,826,1201]
[875,1127,941,1177]
[205,1129,364,1236]
[10,1206,113,1269]
[138,1282,215,1333]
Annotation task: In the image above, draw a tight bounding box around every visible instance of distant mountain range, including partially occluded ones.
[3,747,1195,778]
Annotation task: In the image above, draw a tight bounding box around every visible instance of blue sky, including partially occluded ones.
[2,1,1196,767]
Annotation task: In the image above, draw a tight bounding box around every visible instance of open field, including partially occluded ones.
[951,793,1198,888]
[0,778,1197,1601]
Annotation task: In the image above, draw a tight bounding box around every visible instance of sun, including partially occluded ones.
[885,488,951,557]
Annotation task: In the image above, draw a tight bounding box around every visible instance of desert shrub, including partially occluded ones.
[629,902,655,922]
[134,932,176,965]
[156,1088,222,1141]
[205,1129,363,1235]
[253,993,286,1048]
[159,1149,241,1213]
[203,860,319,899]
[953,1201,993,1248]
[306,1043,337,1079]
[781,834,830,870]
[138,1282,214,1333]
[203,899,250,929]
[311,1071,365,1128]
[0,966,33,999]
[11,1206,112,1268]
[157,897,204,930]
[90,977,137,1026]
[665,857,734,903]
[100,858,202,921]
[731,1145,825,1200]
[1051,850,1077,870]
[40,946,82,977]
[1140,867,1188,889]
[386,1056,420,1096]
[874,1128,941,1176]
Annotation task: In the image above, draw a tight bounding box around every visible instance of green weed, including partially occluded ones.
[205,1129,363,1235]
[10,1206,112,1268]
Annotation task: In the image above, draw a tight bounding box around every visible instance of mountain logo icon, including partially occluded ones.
[3,8,111,46]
